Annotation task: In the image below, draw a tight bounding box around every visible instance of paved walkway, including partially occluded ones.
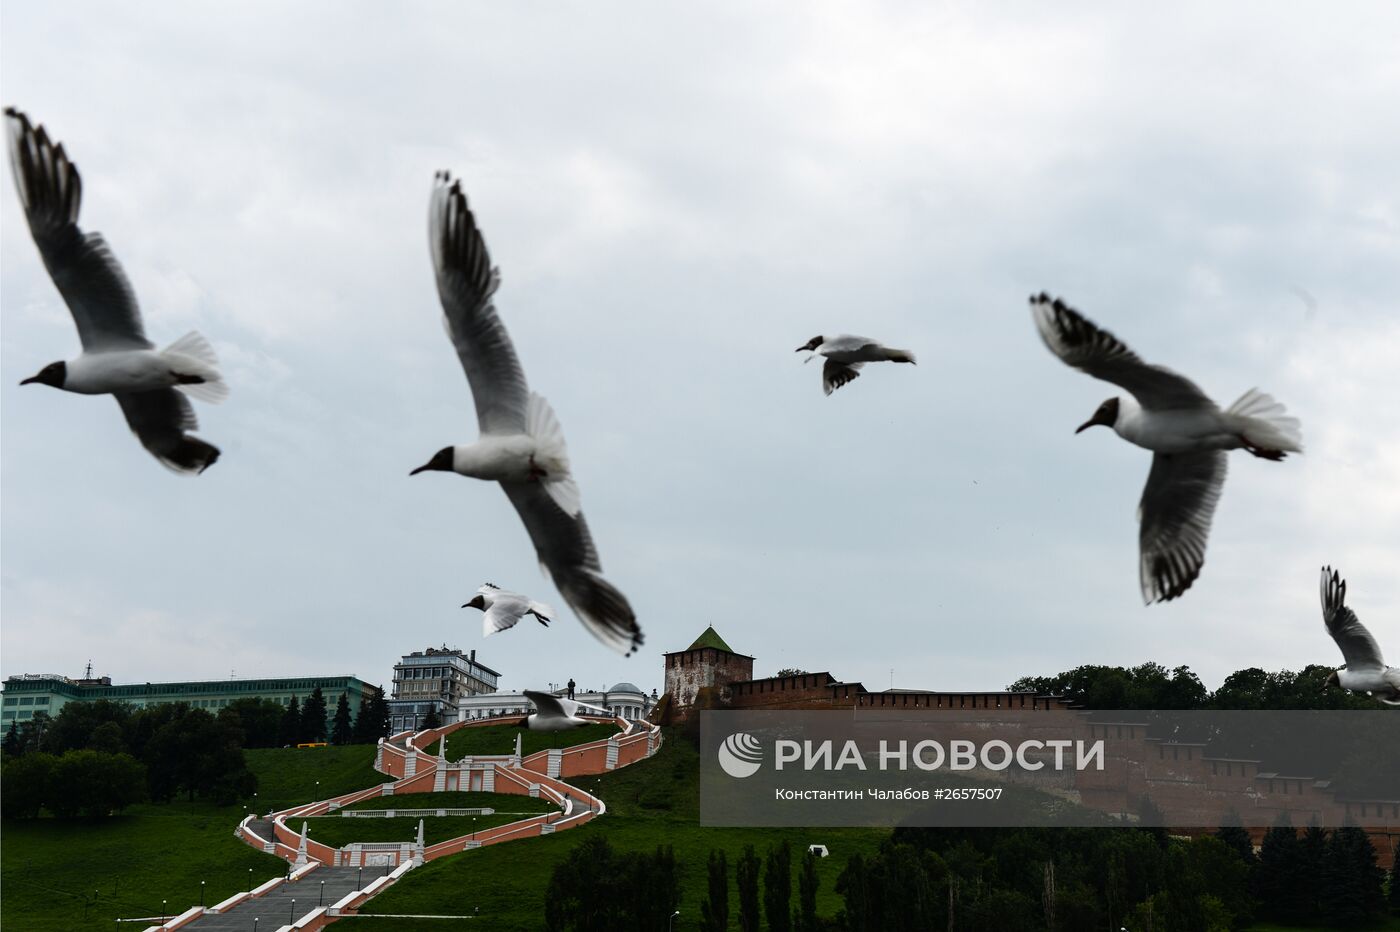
[182,866,385,930]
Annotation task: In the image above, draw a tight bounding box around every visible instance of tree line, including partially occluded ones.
[544,827,1398,931]
[1,685,390,820]
[1007,661,1385,711]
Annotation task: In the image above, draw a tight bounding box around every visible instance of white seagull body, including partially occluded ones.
[1321,567,1400,705]
[6,108,226,474]
[797,334,916,395]
[1031,293,1302,603]
[522,689,611,732]
[412,172,643,656]
[462,583,554,638]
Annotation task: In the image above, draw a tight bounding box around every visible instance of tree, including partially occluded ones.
[1297,823,1329,921]
[796,848,819,932]
[1214,816,1256,865]
[279,696,301,746]
[701,849,729,932]
[423,706,442,729]
[46,750,146,817]
[219,698,286,748]
[542,837,678,931]
[2,720,19,757]
[37,699,131,754]
[1254,816,1303,920]
[764,841,792,932]
[1,751,56,817]
[300,688,328,742]
[1388,856,1400,913]
[736,844,761,932]
[140,706,256,804]
[1322,824,1385,926]
[331,693,354,745]
[775,668,808,677]
[352,688,390,741]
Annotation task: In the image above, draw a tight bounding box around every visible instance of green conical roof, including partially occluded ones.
[687,625,735,653]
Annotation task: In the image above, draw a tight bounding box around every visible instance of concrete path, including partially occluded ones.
[181,866,386,930]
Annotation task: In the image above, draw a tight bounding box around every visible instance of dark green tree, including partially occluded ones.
[423,705,442,729]
[38,699,131,754]
[701,849,728,932]
[764,841,792,932]
[278,696,301,746]
[218,698,286,748]
[0,751,56,817]
[1389,856,1400,913]
[353,688,390,740]
[736,844,761,932]
[796,848,819,932]
[542,837,678,932]
[331,693,354,745]
[1322,824,1385,926]
[1297,823,1329,921]
[46,750,146,818]
[1214,817,1256,865]
[2,720,19,757]
[300,687,328,742]
[1254,816,1304,920]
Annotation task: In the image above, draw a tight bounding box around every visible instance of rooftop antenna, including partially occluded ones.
[890,668,894,689]
[84,660,93,679]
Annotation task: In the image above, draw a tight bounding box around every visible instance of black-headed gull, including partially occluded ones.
[1321,567,1399,705]
[462,582,553,638]
[6,108,226,474]
[522,689,610,732]
[796,335,916,395]
[412,172,643,657]
[1031,293,1302,603]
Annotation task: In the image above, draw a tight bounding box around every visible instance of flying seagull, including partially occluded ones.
[5,108,226,474]
[412,172,643,656]
[522,689,610,732]
[462,582,554,638]
[1030,293,1302,603]
[796,335,916,395]
[1320,566,1400,705]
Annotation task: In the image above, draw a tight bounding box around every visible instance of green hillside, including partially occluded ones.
[342,730,890,930]
[1,743,379,932]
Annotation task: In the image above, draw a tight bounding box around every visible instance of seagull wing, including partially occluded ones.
[1321,567,1386,671]
[524,689,572,719]
[114,390,220,474]
[6,108,151,353]
[822,359,863,395]
[482,599,526,637]
[1031,293,1213,411]
[1137,450,1227,603]
[500,480,643,656]
[429,171,530,435]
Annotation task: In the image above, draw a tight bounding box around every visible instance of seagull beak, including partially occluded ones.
[795,346,808,353]
[19,376,39,385]
[1074,418,1096,434]
[409,463,432,476]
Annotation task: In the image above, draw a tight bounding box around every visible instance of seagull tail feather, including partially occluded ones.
[164,331,229,404]
[1225,388,1302,455]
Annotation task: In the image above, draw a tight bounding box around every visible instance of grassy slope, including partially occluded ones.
[345,731,890,931]
[0,743,380,932]
[423,722,619,760]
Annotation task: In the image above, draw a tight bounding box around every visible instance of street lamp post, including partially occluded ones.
[358,866,363,889]
[200,879,205,907]
[290,898,296,924]
[248,868,253,892]
[319,880,325,907]
[669,910,680,930]
[162,899,167,922]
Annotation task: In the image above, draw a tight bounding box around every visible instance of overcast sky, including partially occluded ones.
[3,2,1398,700]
